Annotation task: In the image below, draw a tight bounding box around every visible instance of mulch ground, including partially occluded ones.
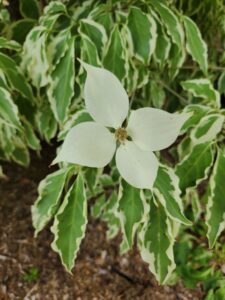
[0,145,203,299]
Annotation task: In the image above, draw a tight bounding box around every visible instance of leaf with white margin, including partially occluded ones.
[21,26,49,88]
[51,173,87,272]
[0,87,21,128]
[101,191,120,240]
[126,6,157,64]
[168,44,186,78]
[22,118,41,151]
[116,141,159,189]
[117,180,149,251]
[151,0,184,47]
[47,29,71,71]
[154,17,171,67]
[48,37,75,123]
[218,71,225,95]
[176,142,214,192]
[127,108,189,151]
[139,198,176,284]
[190,114,224,145]
[79,19,107,55]
[32,167,73,236]
[80,61,129,128]
[183,16,208,75]
[180,104,210,133]
[0,53,34,101]
[0,37,21,51]
[103,25,127,81]
[181,79,220,108]
[53,122,116,168]
[206,149,225,248]
[80,34,100,66]
[153,166,191,225]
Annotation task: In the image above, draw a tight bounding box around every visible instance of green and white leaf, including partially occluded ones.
[151,0,184,47]
[32,167,73,236]
[183,16,208,74]
[117,180,149,252]
[79,18,107,55]
[0,87,21,128]
[21,26,49,88]
[153,165,191,225]
[51,173,87,272]
[190,114,224,144]
[48,37,75,123]
[103,25,127,81]
[181,79,220,108]
[126,6,157,64]
[80,34,100,66]
[176,142,214,192]
[206,150,225,248]
[139,198,176,284]
[0,37,21,51]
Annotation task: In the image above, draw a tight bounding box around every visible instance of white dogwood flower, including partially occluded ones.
[54,62,189,189]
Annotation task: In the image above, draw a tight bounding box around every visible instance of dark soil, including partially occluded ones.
[0,145,203,299]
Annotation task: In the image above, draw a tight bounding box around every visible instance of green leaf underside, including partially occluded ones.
[154,166,191,225]
[176,142,214,192]
[140,199,175,284]
[32,167,71,235]
[51,174,87,272]
[206,150,225,248]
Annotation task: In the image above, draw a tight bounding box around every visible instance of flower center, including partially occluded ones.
[115,127,127,143]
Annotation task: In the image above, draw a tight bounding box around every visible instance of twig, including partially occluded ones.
[156,80,188,105]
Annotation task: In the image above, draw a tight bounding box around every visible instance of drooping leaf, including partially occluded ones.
[0,87,21,128]
[32,167,72,236]
[51,174,87,272]
[183,16,208,74]
[139,198,176,284]
[0,37,21,51]
[22,118,41,151]
[48,37,75,123]
[154,166,191,225]
[126,6,157,64]
[0,53,34,101]
[206,150,225,248]
[117,180,148,251]
[176,142,214,192]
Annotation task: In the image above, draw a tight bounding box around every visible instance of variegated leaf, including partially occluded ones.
[103,25,127,81]
[117,180,149,252]
[48,37,75,123]
[51,173,87,272]
[190,114,224,144]
[79,19,107,56]
[21,26,49,88]
[176,142,214,192]
[0,87,21,127]
[154,166,191,225]
[80,34,100,66]
[183,16,208,74]
[206,149,225,248]
[181,79,220,108]
[139,198,176,284]
[32,167,72,236]
[126,6,157,64]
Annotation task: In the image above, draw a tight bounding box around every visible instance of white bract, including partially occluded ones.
[54,62,188,189]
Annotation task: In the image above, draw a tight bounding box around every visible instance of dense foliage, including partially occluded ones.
[0,0,225,297]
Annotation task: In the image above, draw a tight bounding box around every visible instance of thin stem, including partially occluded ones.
[156,80,188,106]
